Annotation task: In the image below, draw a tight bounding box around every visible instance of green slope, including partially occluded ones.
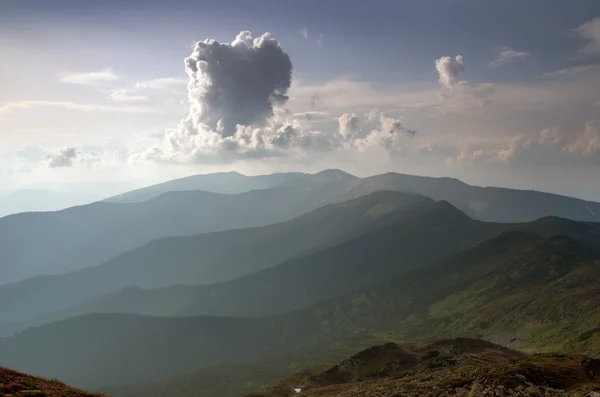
[103,225,600,397]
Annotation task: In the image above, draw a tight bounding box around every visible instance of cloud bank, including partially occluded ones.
[139,31,416,164]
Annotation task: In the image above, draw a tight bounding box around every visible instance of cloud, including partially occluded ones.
[575,17,600,55]
[337,110,415,152]
[540,64,600,79]
[0,100,160,118]
[301,27,309,39]
[136,31,418,165]
[489,47,529,68]
[435,55,465,92]
[134,77,187,92]
[47,147,77,168]
[338,113,359,139]
[107,89,148,102]
[183,30,292,136]
[564,119,600,157]
[448,120,600,166]
[59,69,121,86]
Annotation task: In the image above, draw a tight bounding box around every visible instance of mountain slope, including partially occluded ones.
[0,366,106,396]
[0,171,355,285]
[104,171,307,203]
[37,200,495,323]
[249,339,600,397]
[3,222,600,390]
[0,190,433,328]
[91,226,600,397]
[343,172,600,223]
[23,211,600,330]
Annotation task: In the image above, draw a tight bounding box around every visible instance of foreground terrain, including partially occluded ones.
[0,367,105,397]
[250,338,600,397]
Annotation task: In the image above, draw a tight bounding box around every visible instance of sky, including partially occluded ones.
[1,0,600,203]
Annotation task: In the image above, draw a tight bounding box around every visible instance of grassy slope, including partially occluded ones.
[107,226,600,397]
[0,367,106,396]
[249,339,600,397]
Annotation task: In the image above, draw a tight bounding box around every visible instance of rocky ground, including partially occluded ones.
[248,338,600,397]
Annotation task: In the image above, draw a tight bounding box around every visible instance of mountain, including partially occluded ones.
[104,171,307,203]
[248,339,600,397]
[343,172,600,223]
[108,168,600,223]
[17,208,600,334]
[32,199,495,324]
[0,366,106,396]
[3,168,599,285]
[0,171,356,285]
[0,190,433,328]
[3,224,600,392]
[0,189,103,218]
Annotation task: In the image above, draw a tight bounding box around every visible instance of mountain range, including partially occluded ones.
[0,169,599,397]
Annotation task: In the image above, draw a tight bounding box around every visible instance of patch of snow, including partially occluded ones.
[586,205,597,216]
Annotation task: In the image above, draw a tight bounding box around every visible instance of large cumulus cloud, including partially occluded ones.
[139,31,416,164]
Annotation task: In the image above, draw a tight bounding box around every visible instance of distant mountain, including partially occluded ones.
[104,171,306,203]
[3,223,600,391]
[36,199,495,323]
[0,190,433,327]
[342,172,600,223]
[107,168,600,223]
[0,171,356,284]
[3,168,599,285]
[0,189,103,218]
[17,209,599,334]
[0,366,106,397]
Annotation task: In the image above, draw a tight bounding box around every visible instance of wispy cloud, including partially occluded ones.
[300,27,309,39]
[540,64,600,79]
[59,69,121,86]
[107,89,148,102]
[134,77,187,92]
[574,17,600,54]
[489,47,530,68]
[0,101,160,118]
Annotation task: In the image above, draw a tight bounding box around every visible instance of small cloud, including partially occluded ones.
[301,27,309,39]
[59,69,120,86]
[134,77,187,92]
[489,47,529,68]
[107,89,148,102]
[435,55,465,92]
[574,17,600,55]
[47,147,77,168]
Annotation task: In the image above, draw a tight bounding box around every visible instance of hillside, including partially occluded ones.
[16,210,599,332]
[0,366,106,396]
[3,226,600,392]
[0,190,435,328]
[3,168,599,286]
[343,172,600,223]
[104,171,307,203]
[33,200,493,323]
[100,228,600,397]
[0,171,354,285]
[249,339,600,397]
